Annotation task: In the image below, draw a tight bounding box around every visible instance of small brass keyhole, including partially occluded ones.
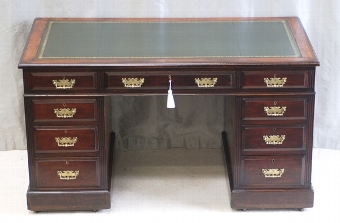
[274,101,277,105]
[66,161,69,165]
[272,159,275,163]
[63,103,66,107]
[273,128,276,132]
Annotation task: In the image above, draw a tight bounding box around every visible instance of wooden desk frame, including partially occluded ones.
[19,17,319,211]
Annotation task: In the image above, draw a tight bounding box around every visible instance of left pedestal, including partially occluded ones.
[24,95,113,212]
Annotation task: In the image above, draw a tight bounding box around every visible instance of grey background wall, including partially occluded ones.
[1,0,339,151]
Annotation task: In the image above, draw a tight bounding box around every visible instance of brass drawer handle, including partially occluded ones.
[195,78,217,87]
[262,169,284,178]
[264,75,287,87]
[54,108,76,118]
[264,106,286,116]
[263,135,285,145]
[55,137,78,147]
[52,78,75,89]
[122,78,144,88]
[57,170,79,180]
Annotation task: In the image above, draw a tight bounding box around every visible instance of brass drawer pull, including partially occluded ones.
[263,135,285,145]
[122,78,144,88]
[195,78,217,87]
[54,108,76,118]
[55,137,78,147]
[264,75,287,87]
[264,106,286,116]
[262,169,284,178]
[57,170,79,180]
[52,78,75,89]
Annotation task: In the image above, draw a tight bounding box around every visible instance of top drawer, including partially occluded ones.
[24,72,97,92]
[241,70,310,89]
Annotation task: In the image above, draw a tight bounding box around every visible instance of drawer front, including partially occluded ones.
[32,99,97,122]
[241,70,309,89]
[173,73,233,89]
[242,125,306,152]
[35,158,100,189]
[241,155,305,187]
[242,97,307,120]
[106,71,234,91]
[34,126,98,153]
[25,72,97,91]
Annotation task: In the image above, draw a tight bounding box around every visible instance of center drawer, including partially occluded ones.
[242,125,307,153]
[33,126,98,153]
[35,158,100,189]
[105,71,234,92]
[242,97,307,121]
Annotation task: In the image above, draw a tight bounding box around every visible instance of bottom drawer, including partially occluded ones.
[35,158,100,189]
[241,155,305,188]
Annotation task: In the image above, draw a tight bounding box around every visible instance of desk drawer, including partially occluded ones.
[34,126,98,153]
[106,71,233,91]
[241,70,309,89]
[25,72,97,91]
[241,155,305,187]
[242,97,307,121]
[172,72,233,89]
[242,125,306,152]
[32,99,97,122]
[35,158,100,189]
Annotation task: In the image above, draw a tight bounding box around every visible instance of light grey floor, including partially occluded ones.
[1,148,339,222]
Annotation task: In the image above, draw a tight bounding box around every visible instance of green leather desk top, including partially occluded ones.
[37,20,300,59]
[19,18,319,67]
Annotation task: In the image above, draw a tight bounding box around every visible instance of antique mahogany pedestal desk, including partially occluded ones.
[19,17,319,211]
